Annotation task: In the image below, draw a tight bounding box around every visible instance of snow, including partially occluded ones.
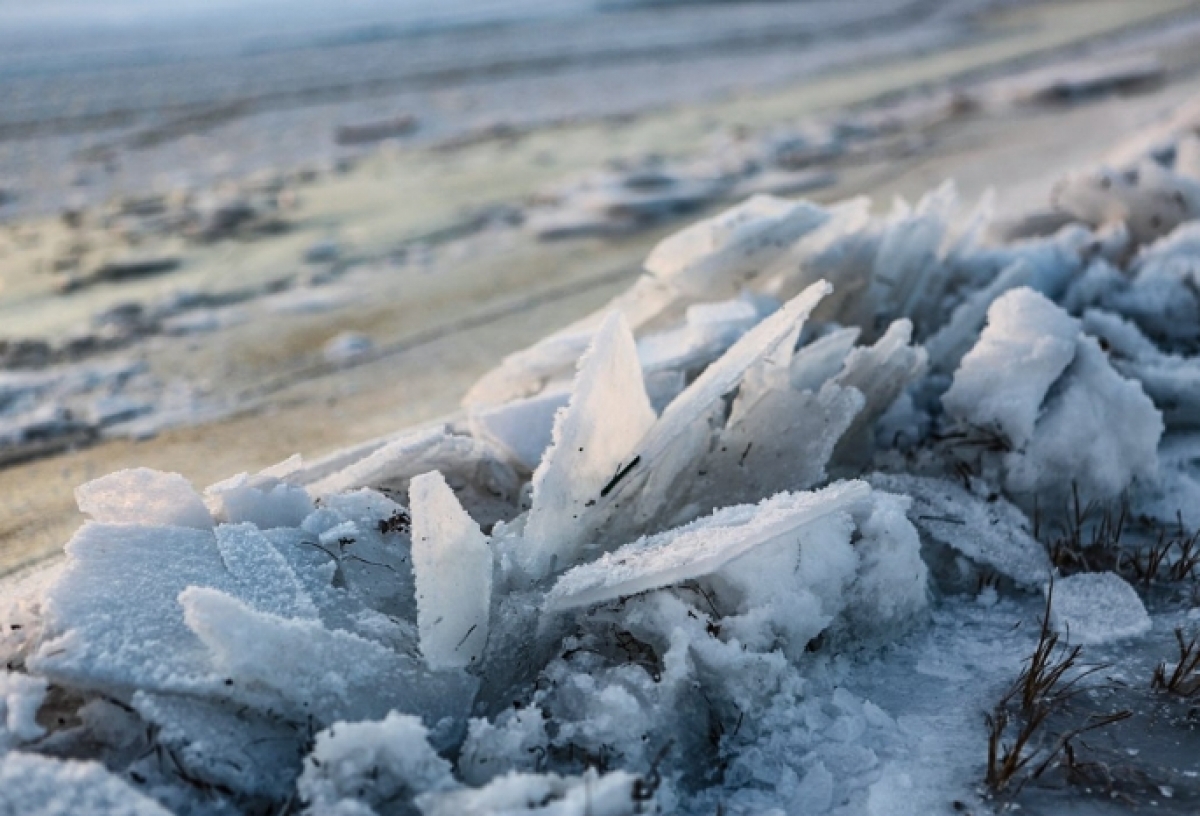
[1005,334,1162,500]
[0,753,173,816]
[0,672,46,750]
[942,288,1079,449]
[205,461,313,528]
[418,769,642,816]
[297,713,456,814]
[1048,572,1151,645]
[410,471,493,669]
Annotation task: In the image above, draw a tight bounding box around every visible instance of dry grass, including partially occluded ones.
[1152,627,1200,697]
[1037,487,1200,587]
[985,586,1132,797]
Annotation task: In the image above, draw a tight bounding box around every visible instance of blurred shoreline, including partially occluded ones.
[0,0,1000,220]
[4,0,1200,573]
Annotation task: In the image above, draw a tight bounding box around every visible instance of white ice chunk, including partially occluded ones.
[1049,572,1150,645]
[522,312,656,579]
[468,388,570,472]
[761,197,876,317]
[309,425,505,497]
[180,586,478,726]
[695,380,863,513]
[417,769,642,816]
[870,183,954,333]
[637,297,761,375]
[644,195,828,298]
[546,481,872,612]
[925,260,1033,373]
[1005,336,1162,500]
[0,673,47,750]
[869,473,1050,588]
[942,288,1079,447]
[298,712,456,814]
[599,282,832,532]
[205,466,312,529]
[463,275,678,410]
[75,468,213,530]
[0,753,172,816]
[410,471,493,670]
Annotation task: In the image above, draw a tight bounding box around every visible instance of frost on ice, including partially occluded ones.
[1048,572,1151,645]
[12,116,1200,813]
[545,481,873,613]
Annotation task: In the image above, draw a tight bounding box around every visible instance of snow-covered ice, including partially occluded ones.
[12,104,1200,814]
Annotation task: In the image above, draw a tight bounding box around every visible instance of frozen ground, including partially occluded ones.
[9,73,1200,814]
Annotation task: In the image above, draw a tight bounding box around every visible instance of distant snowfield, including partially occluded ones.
[7,91,1200,814]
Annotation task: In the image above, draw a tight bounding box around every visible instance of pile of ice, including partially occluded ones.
[9,104,1200,814]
